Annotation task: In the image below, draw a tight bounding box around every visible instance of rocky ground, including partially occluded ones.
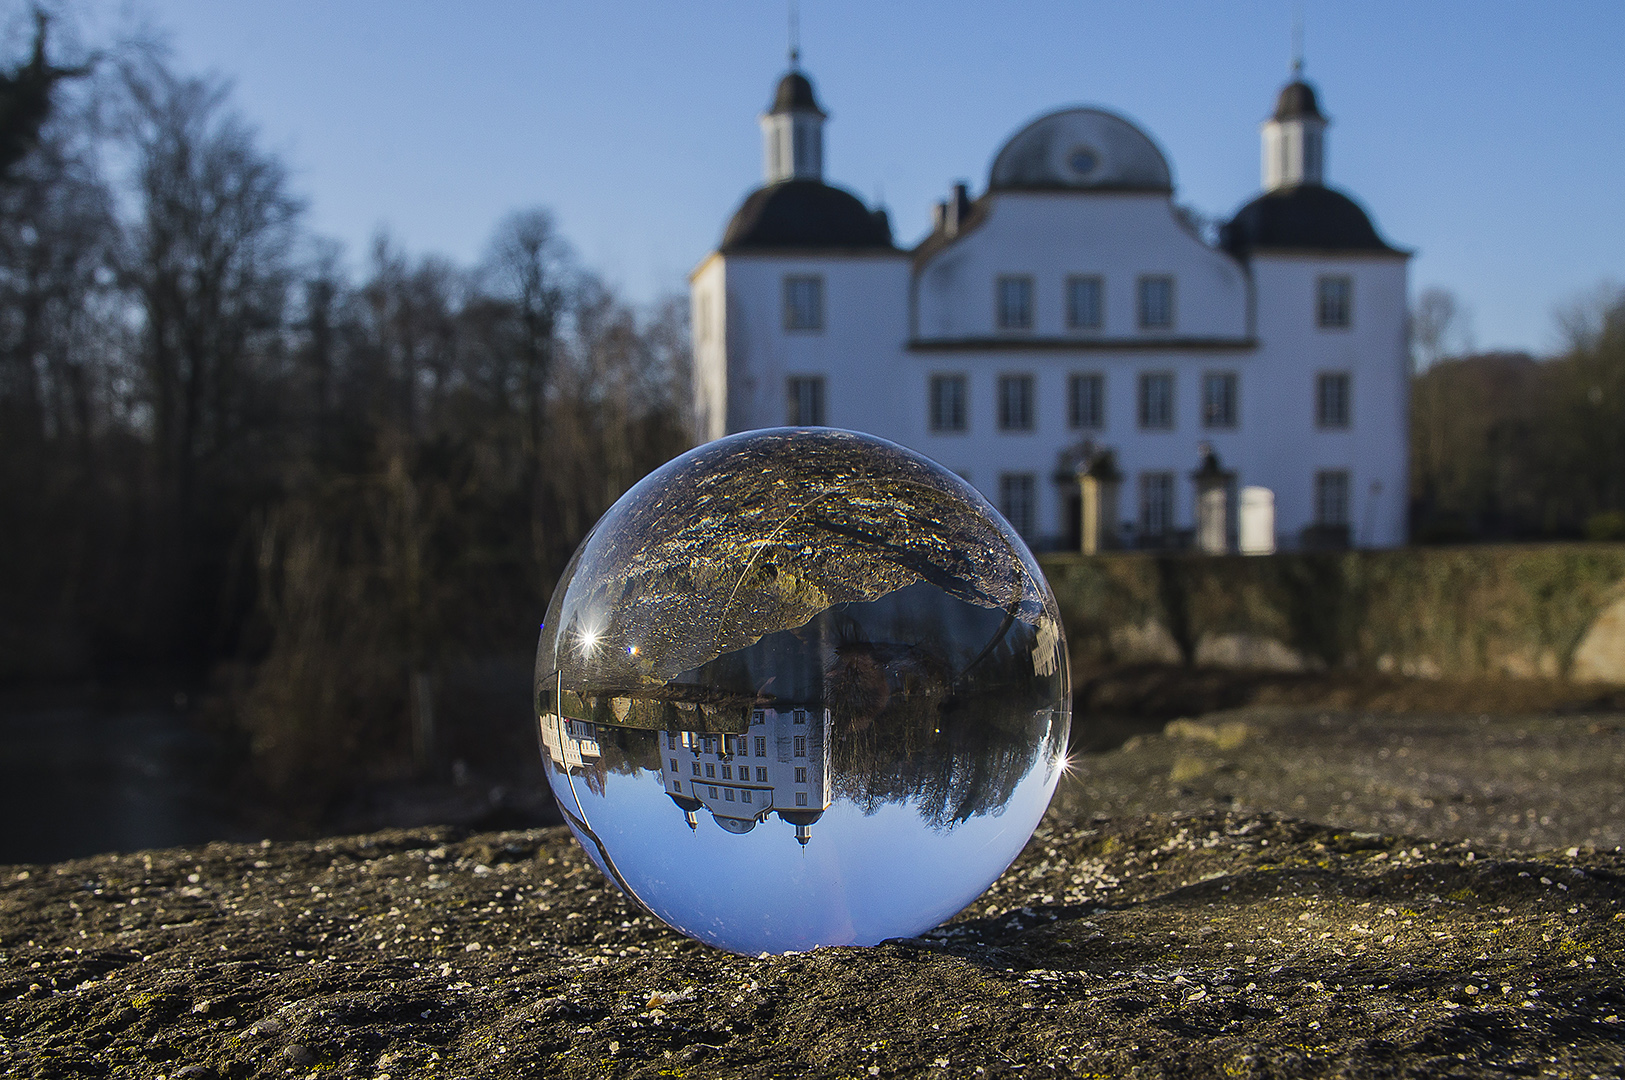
[3,707,1624,1079]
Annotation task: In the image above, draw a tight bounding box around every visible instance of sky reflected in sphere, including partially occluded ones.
[534,428,1069,955]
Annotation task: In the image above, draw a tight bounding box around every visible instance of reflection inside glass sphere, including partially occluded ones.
[534,428,1070,955]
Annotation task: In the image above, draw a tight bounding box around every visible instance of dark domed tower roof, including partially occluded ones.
[1273,79,1324,121]
[721,179,895,252]
[1221,184,1404,257]
[771,71,826,116]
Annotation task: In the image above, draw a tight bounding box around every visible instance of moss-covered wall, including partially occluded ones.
[1039,544,1625,684]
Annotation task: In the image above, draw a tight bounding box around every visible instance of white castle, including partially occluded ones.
[691,62,1410,551]
[662,705,833,845]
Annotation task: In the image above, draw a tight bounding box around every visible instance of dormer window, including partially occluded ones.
[996,275,1033,330]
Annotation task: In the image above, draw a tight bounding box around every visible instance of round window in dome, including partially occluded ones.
[1067,145,1100,177]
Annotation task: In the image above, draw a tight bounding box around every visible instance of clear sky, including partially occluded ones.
[45,0,1625,355]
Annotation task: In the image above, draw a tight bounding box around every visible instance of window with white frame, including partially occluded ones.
[1140,472,1175,537]
[1066,275,1103,330]
[787,376,825,426]
[783,275,824,331]
[1316,276,1352,329]
[930,374,967,432]
[1138,372,1174,430]
[999,473,1036,537]
[1316,372,1351,428]
[1069,373,1104,429]
[996,275,1034,330]
[1315,469,1350,526]
[998,374,1034,431]
[1202,372,1238,428]
[1137,275,1174,330]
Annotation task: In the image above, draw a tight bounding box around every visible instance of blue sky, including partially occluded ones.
[48,0,1625,355]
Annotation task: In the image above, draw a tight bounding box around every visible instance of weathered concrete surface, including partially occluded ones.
[4,709,1625,1079]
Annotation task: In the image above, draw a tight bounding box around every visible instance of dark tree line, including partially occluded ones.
[1410,285,1625,542]
[0,25,692,807]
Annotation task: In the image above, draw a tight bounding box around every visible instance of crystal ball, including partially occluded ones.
[534,428,1070,954]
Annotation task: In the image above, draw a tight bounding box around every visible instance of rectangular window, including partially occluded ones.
[757,766,768,782]
[794,736,807,757]
[1316,372,1351,428]
[741,789,752,804]
[1066,275,1104,330]
[724,787,735,802]
[787,376,826,426]
[1140,472,1175,537]
[796,792,809,807]
[1068,373,1104,429]
[999,473,1036,537]
[705,763,715,778]
[670,758,678,772]
[996,275,1034,330]
[929,374,967,432]
[708,786,718,798]
[1202,372,1238,428]
[793,709,806,724]
[1315,469,1351,526]
[1138,372,1174,430]
[721,764,731,779]
[751,710,763,726]
[754,736,766,757]
[1137,275,1174,329]
[998,374,1034,431]
[795,767,808,784]
[691,762,700,776]
[1317,275,1352,329]
[783,275,824,331]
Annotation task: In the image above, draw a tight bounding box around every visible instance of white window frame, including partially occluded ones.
[1068,372,1105,429]
[995,275,1034,331]
[1138,371,1174,430]
[929,373,967,432]
[787,375,826,426]
[783,275,824,332]
[999,472,1037,537]
[1316,371,1351,428]
[1137,275,1175,330]
[1316,275,1352,329]
[1202,371,1238,429]
[1066,274,1104,330]
[997,374,1035,432]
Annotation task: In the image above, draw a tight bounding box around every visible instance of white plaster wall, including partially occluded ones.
[690,258,729,442]
[1244,253,1410,548]
[711,253,913,435]
[914,193,1251,341]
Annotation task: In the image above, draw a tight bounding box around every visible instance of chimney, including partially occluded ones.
[933,201,948,233]
[943,182,972,237]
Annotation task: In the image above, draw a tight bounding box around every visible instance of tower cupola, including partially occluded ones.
[760,67,826,183]
[1260,65,1327,190]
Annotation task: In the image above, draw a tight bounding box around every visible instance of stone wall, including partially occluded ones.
[1040,543,1625,684]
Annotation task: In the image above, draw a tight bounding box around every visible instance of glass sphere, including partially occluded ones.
[534,428,1069,955]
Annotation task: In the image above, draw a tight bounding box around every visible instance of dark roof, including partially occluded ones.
[770,71,825,116]
[1221,184,1404,257]
[721,180,894,252]
[1273,79,1323,121]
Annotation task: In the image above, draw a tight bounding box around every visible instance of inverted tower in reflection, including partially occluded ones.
[662,705,832,845]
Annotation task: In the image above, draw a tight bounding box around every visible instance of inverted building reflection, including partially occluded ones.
[662,704,832,845]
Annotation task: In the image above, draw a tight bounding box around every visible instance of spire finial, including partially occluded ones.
[789,0,801,69]
[1291,3,1304,77]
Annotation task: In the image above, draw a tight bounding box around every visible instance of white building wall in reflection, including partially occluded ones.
[662,705,832,844]
[537,713,602,774]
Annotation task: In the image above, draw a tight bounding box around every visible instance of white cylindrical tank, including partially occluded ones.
[1239,486,1276,555]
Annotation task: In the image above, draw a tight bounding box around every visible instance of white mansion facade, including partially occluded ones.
[690,65,1411,551]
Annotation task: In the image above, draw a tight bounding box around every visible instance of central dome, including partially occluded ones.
[989,107,1173,193]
